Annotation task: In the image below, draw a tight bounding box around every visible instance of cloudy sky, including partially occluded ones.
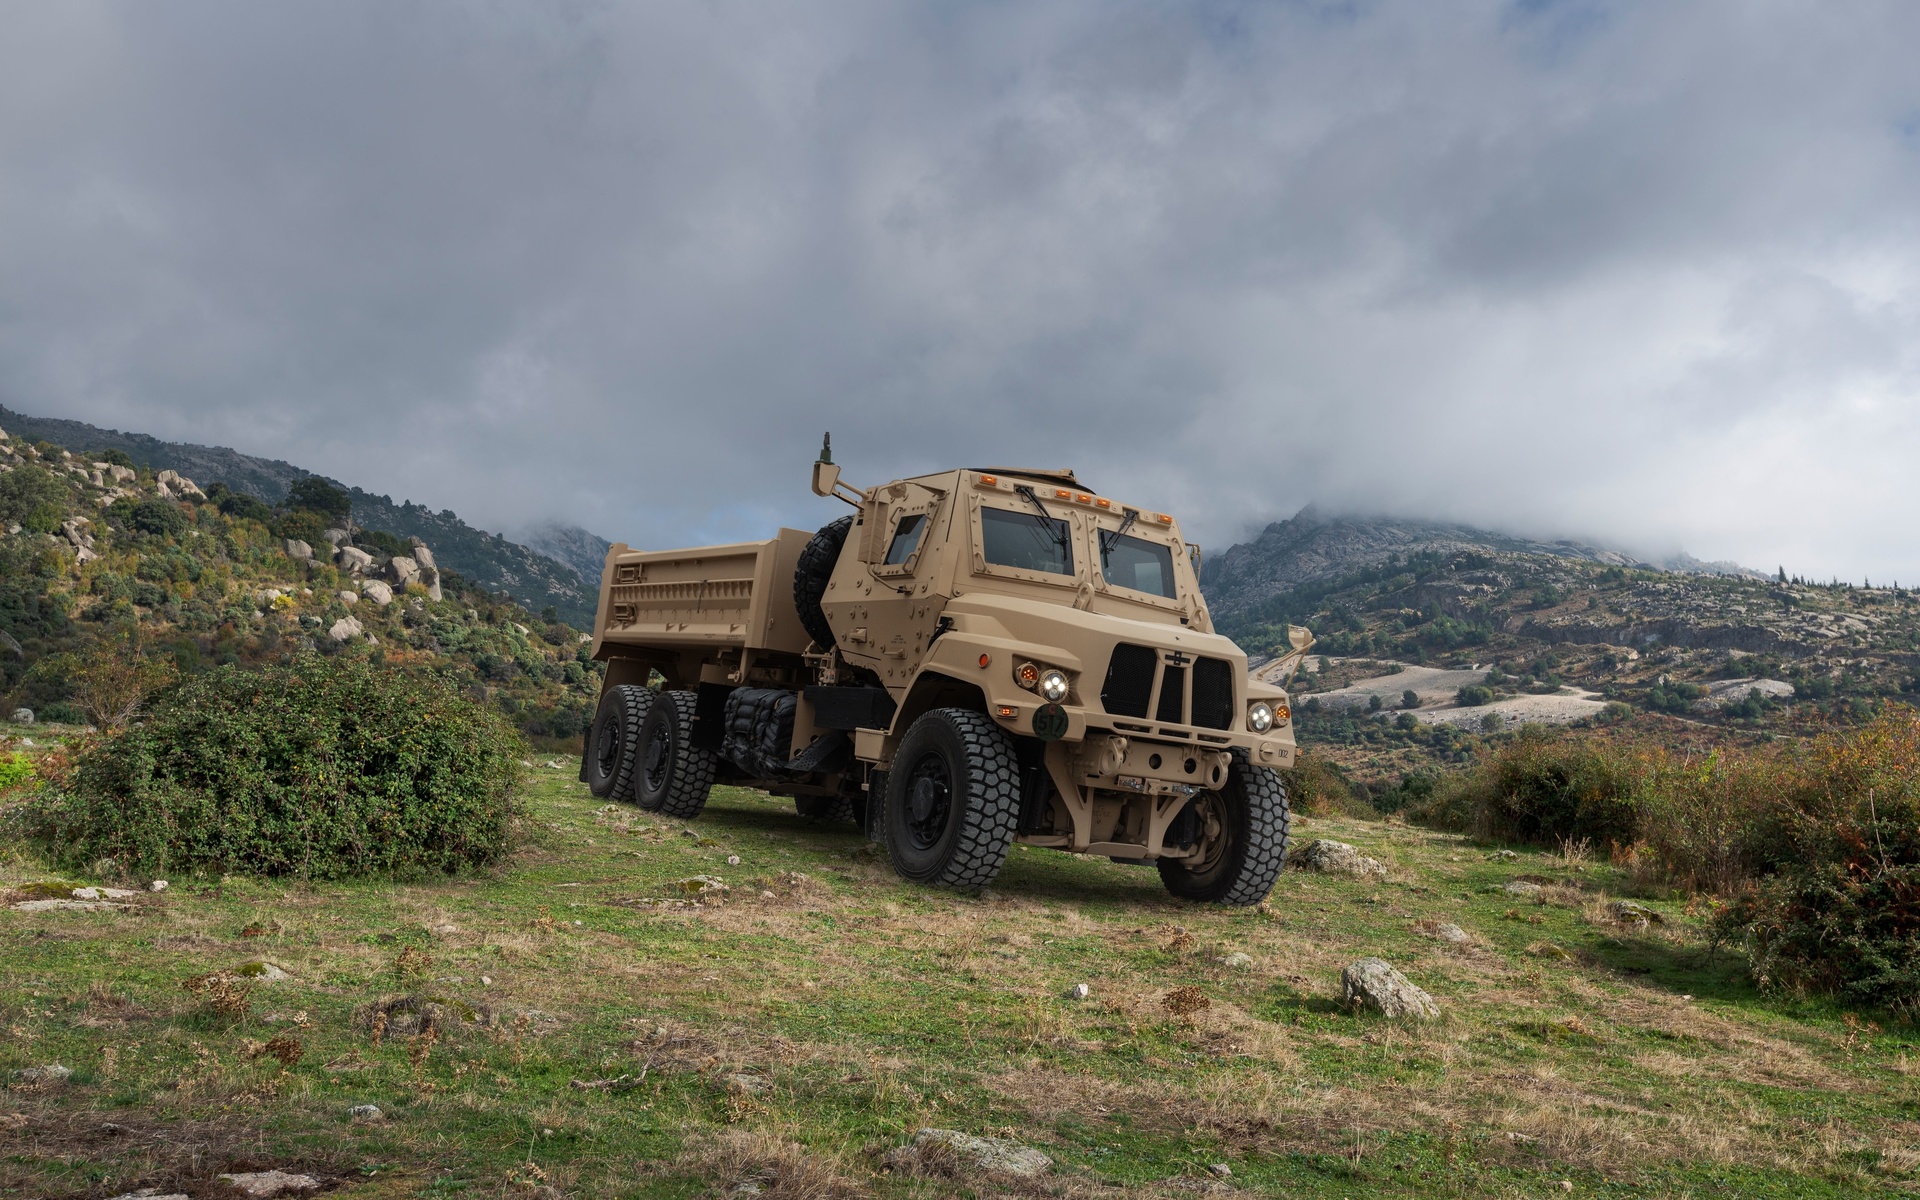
[3,2,1917,579]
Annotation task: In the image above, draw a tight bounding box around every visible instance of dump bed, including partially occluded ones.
[592,529,814,657]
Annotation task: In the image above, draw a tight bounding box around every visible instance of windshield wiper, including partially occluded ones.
[1013,484,1073,565]
[1099,508,1140,566]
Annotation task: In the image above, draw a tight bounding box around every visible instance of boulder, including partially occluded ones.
[412,545,436,570]
[10,707,32,724]
[284,539,313,560]
[386,555,419,586]
[75,546,98,564]
[1340,958,1439,1020]
[107,464,135,483]
[361,580,394,606]
[320,527,350,546]
[1291,839,1388,880]
[420,565,443,601]
[328,616,364,642]
[337,590,359,605]
[335,546,374,574]
[155,469,205,499]
[214,1170,320,1197]
[1430,923,1471,944]
[10,1064,73,1084]
[1608,900,1664,926]
[884,1129,1051,1178]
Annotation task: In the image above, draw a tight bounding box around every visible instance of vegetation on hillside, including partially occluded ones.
[0,431,604,745]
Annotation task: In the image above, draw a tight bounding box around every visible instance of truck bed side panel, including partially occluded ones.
[593,529,814,656]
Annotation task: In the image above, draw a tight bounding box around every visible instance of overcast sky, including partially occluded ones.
[3,2,1917,579]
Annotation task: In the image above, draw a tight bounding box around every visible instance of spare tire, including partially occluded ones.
[793,515,852,649]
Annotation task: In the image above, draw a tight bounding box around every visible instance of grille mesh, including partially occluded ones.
[1191,657,1234,730]
[1100,643,1157,718]
[1156,665,1186,724]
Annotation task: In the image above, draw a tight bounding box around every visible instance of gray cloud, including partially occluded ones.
[2,1,1917,579]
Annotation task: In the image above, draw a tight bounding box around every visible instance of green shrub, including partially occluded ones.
[0,464,71,533]
[1280,752,1370,817]
[127,500,187,537]
[0,752,34,792]
[1415,729,1638,847]
[1715,711,1920,1013]
[1456,685,1494,707]
[15,655,524,879]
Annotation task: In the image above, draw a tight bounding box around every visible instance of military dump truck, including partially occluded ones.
[582,438,1311,905]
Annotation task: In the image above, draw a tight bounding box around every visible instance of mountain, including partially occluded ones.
[1202,504,1764,627]
[0,405,605,627]
[517,520,614,588]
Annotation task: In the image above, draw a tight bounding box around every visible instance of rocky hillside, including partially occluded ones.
[0,405,608,627]
[0,423,603,742]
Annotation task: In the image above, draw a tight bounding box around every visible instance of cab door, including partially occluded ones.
[829,481,949,686]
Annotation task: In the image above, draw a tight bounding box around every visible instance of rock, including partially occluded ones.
[1291,839,1388,880]
[1065,983,1091,1001]
[1431,923,1471,944]
[334,546,374,574]
[71,886,138,900]
[1207,1163,1233,1177]
[885,1129,1051,1178]
[1340,958,1439,1020]
[214,1170,321,1196]
[328,616,363,642]
[348,1104,383,1120]
[1214,952,1255,969]
[1503,881,1544,898]
[284,539,313,560]
[10,1064,73,1084]
[9,707,31,724]
[107,464,135,483]
[724,1073,769,1095]
[386,555,419,586]
[1490,849,1520,861]
[320,527,350,545]
[235,961,295,981]
[1608,900,1664,926]
[674,875,729,896]
[148,880,169,892]
[75,546,98,564]
[12,898,127,912]
[337,590,359,605]
[413,545,436,570]
[420,565,443,601]
[512,622,530,636]
[155,470,205,499]
[106,1191,190,1200]
[361,580,394,606]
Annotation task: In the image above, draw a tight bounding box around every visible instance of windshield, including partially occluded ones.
[1101,533,1176,598]
[981,507,1074,575]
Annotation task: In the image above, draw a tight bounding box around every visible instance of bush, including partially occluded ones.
[1415,729,1638,847]
[128,499,188,537]
[1280,752,1370,817]
[0,464,71,533]
[1456,685,1494,707]
[14,655,524,879]
[1715,711,1920,1013]
[0,752,33,792]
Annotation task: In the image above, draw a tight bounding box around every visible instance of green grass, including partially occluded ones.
[4,771,1918,1198]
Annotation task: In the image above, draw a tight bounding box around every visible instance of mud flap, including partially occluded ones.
[864,768,889,843]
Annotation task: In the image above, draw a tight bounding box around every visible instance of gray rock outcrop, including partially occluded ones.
[284,539,313,560]
[1341,958,1439,1020]
[387,555,419,586]
[335,546,374,575]
[361,580,394,606]
[328,616,364,642]
[10,708,31,724]
[884,1129,1051,1178]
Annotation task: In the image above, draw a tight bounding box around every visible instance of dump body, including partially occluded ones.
[590,463,1304,877]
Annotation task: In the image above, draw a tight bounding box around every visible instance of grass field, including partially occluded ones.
[4,769,1918,1199]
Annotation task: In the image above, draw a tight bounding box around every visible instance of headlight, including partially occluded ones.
[1248,702,1275,733]
[1039,669,1071,703]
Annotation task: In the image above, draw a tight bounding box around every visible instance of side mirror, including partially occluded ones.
[1289,624,1314,652]
[811,460,842,498]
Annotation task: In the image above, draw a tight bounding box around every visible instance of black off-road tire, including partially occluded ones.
[633,690,718,818]
[885,708,1022,890]
[793,515,853,649]
[1158,754,1290,906]
[796,794,859,825]
[583,685,653,800]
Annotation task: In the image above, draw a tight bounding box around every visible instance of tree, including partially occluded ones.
[1402,688,1420,709]
[0,464,71,533]
[286,476,351,520]
[1368,693,1383,712]
[40,630,176,729]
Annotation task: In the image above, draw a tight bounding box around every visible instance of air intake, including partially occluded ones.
[1100,643,1157,718]
[1191,658,1234,730]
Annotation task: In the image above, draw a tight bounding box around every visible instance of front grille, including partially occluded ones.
[1191,657,1234,730]
[1156,665,1186,724]
[1101,643,1157,718]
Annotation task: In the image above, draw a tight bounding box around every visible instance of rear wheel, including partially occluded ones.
[885,708,1021,890]
[633,690,717,818]
[796,793,860,825]
[584,685,653,801]
[1158,756,1290,906]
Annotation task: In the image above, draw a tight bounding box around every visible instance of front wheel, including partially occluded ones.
[1158,756,1290,906]
[633,690,717,818]
[884,708,1022,890]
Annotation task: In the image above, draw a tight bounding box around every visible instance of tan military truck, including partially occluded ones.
[582,438,1311,905]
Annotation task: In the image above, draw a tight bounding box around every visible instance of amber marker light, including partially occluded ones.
[1095,498,1112,508]
[997,705,1017,718]
[1075,493,1091,503]
[1276,705,1292,723]
[978,653,992,668]
[979,474,998,485]
[1158,513,1173,524]
[1055,488,1072,499]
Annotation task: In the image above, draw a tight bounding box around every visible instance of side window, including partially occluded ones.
[884,513,928,565]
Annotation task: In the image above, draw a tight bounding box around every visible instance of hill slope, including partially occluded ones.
[0,405,607,626]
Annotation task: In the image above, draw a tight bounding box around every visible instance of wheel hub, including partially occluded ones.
[903,752,952,851]
[643,731,669,790]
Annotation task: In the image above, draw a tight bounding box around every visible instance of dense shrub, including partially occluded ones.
[14,655,524,879]
[1456,685,1494,707]
[1416,729,1638,848]
[0,465,71,533]
[128,499,188,537]
[1716,711,1920,1013]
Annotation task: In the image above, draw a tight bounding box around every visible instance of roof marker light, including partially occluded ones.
[979,474,998,485]
[1095,497,1112,508]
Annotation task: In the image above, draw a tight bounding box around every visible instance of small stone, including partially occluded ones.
[106,1191,189,1200]
[1608,899,1663,925]
[1340,958,1440,1020]
[348,1104,383,1120]
[71,886,138,900]
[724,1073,769,1095]
[480,975,493,986]
[885,1129,1050,1178]
[1206,1163,1233,1178]
[148,880,169,893]
[432,923,457,936]
[1431,923,1471,944]
[10,1064,72,1084]
[1490,849,1520,861]
[337,590,358,605]
[1503,881,1544,898]
[1065,983,1091,1001]
[215,1169,322,1196]
[674,875,729,896]
[1559,1183,1574,1193]
[1214,952,1255,969]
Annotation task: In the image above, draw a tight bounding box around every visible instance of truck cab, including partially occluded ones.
[584,448,1308,905]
